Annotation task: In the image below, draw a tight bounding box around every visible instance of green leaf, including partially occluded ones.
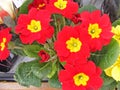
[117,82,120,90]
[91,39,120,69]
[23,44,43,58]
[112,19,120,26]
[48,72,61,88]
[101,71,115,86]
[78,5,97,13]
[14,60,41,87]
[101,81,117,90]
[18,0,33,15]
[32,62,52,79]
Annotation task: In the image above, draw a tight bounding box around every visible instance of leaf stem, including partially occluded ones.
[90,53,103,56]
[9,46,23,50]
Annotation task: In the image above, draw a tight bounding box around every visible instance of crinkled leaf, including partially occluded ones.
[18,0,33,15]
[91,39,120,69]
[48,72,61,88]
[14,66,26,86]
[112,19,120,26]
[32,62,52,79]
[78,5,97,13]
[14,60,41,87]
[101,71,115,86]
[14,71,29,87]
[23,44,43,58]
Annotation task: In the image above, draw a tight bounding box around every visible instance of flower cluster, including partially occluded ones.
[0,0,120,90]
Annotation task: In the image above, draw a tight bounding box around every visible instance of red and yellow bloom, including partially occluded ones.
[79,10,113,52]
[46,0,78,18]
[0,28,12,60]
[28,0,49,10]
[15,8,54,44]
[59,61,103,90]
[54,26,90,64]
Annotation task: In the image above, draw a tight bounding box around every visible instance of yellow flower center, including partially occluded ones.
[66,37,82,53]
[88,23,102,38]
[0,38,7,51]
[37,3,45,10]
[27,20,41,33]
[73,73,89,86]
[54,0,67,10]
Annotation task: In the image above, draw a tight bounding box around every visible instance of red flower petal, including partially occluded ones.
[0,28,12,61]
[0,48,10,61]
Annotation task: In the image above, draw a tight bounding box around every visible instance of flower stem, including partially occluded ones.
[62,16,66,27]
[48,55,57,61]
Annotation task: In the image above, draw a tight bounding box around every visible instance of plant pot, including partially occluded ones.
[0,53,18,72]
